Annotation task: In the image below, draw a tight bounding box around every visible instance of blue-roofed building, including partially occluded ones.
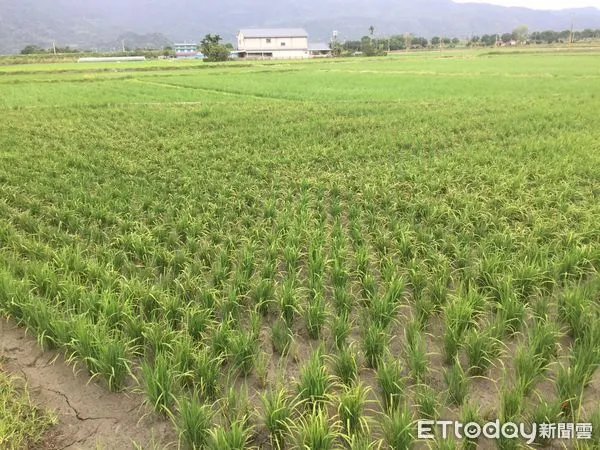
[309,43,333,57]
[174,42,203,59]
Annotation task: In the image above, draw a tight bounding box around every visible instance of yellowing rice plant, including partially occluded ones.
[0,51,599,448]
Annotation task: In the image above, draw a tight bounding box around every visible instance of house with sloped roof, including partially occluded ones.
[236,28,310,59]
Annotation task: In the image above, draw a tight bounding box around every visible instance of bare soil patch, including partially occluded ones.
[0,318,177,450]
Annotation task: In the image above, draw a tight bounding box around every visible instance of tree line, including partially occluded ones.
[335,25,600,56]
[19,26,600,58]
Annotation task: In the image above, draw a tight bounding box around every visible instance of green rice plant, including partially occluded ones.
[407,261,428,302]
[444,359,468,406]
[528,399,563,447]
[238,242,256,281]
[296,407,338,450]
[93,332,131,392]
[279,278,300,326]
[499,383,523,422]
[140,352,177,416]
[529,320,559,367]
[414,295,436,329]
[123,314,145,353]
[207,420,253,450]
[460,402,481,450]
[396,230,414,263]
[379,256,396,284]
[68,316,100,375]
[211,259,229,289]
[430,274,449,310]
[361,272,377,302]
[442,295,478,363]
[332,346,359,387]
[260,257,277,280]
[171,335,197,388]
[331,311,351,350]
[557,285,595,340]
[252,278,275,316]
[362,322,389,369]
[377,357,405,412]
[355,245,369,278]
[495,293,526,337]
[333,285,353,316]
[232,269,251,297]
[174,391,213,450]
[381,404,415,450]
[531,296,550,323]
[186,307,212,341]
[209,320,232,359]
[229,329,259,376]
[513,344,544,395]
[198,289,217,311]
[222,383,251,427]
[283,243,301,273]
[221,287,241,324]
[404,318,421,349]
[260,387,293,450]
[308,246,326,288]
[194,348,221,400]
[255,350,269,389]
[463,327,501,376]
[405,327,428,383]
[306,291,327,340]
[590,406,600,446]
[434,435,458,450]
[19,298,60,351]
[271,318,293,356]
[346,433,377,450]
[99,291,126,330]
[296,347,333,410]
[556,363,588,418]
[415,385,438,421]
[161,293,183,329]
[384,276,406,305]
[142,321,175,360]
[368,293,399,330]
[338,383,370,436]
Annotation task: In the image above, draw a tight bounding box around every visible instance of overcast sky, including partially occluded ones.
[453,0,600,9]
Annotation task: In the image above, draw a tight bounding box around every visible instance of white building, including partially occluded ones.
[236,28,310,59]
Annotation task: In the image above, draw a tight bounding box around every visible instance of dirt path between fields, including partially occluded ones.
[0,318,177,450]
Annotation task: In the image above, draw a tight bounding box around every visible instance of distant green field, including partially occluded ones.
[1,52,599,449]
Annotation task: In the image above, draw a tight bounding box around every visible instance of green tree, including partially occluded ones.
[501,32,515,43]
[513,25,529,42]
[480,34,496,46]
[330,41,343,57]
[431,36,441,46]
[20,45,46,55]
[200,34,230,62]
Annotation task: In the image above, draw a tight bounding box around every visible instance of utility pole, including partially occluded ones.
[52,40,57,55]
[569,20,574,48]
[122,39,125,53]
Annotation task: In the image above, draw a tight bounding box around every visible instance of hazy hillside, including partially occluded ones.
[1,0,599,53]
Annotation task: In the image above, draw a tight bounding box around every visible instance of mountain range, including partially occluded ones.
[1,0,599,54]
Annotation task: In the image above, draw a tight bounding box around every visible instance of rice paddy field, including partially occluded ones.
[0,50,599,449]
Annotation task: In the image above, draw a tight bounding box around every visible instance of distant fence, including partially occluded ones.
[78,56,146,63]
